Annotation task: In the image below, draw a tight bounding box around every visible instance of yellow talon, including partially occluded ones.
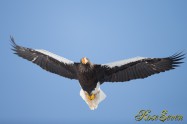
[87,94,95,100]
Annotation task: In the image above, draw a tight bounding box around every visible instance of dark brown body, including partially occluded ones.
[77,64,101,94]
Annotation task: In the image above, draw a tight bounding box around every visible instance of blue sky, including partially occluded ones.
[0,0,187,124]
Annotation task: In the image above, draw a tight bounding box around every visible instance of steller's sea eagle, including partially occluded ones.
[11,36,185,110]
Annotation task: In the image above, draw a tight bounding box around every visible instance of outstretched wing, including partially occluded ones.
[99,53,185,82]
[11,37,78,80]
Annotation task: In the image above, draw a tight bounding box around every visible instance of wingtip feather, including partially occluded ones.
[170,51,185,68]
[10,36,17,46]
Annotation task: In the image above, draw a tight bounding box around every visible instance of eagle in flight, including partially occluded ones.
[11,37,185,110]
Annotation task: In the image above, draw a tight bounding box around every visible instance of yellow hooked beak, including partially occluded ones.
[86,94,95,100]
[81,57,88,64]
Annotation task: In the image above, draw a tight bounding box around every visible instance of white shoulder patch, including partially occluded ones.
[35,49,74,64]
[102,56,146,68]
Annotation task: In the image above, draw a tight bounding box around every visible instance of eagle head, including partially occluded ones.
[81,57,90,64]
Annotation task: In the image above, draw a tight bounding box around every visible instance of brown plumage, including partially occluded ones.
[11,36,185,110]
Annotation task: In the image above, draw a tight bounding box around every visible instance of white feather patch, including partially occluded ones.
[102,57,146,68]
[35,49,74,64]
[31,56,38,62]
[80,82,106,110]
